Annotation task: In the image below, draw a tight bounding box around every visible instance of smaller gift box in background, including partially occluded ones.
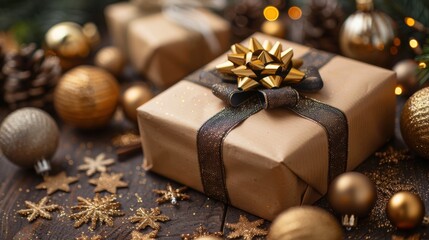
[105,2,231,89]
[137,33,396,221]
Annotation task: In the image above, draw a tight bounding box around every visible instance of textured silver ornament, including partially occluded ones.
[0,108,59,174]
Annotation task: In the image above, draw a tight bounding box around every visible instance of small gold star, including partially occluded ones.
[17,196,59,222]
[130,230,158,240]
[36,171,78,195]
[375,146,411,165]
[153,183,190,205]
[129,207,170,230]
[181,225,223,240]
[70,194,124,230]
[89,172,128,194]
[78,153,115,176]
[225,215,268,240]
[76,233,103,240]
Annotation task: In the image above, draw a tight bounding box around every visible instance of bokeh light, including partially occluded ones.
[409,39,419,48]
[263,6,279,21]
[288,6,302,20]
[419,62,427,69]
[405,17,415,27]
[395,86,403,96]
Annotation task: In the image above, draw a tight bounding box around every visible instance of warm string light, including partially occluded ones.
[263,6,279,21]
[419,62,427,69]
[288,6,302,20]
[409,38,422,54]
[395,86,403,96]
[404,17,429,33]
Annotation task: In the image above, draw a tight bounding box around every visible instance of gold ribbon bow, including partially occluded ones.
[216,38,305,91]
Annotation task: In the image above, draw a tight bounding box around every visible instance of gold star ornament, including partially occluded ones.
[225,215,268,240]
[17,196,59,222]
[89,172,128,194]
[130,230,158,240]
[78,153,115,176]
[70,194,124,230]
[181,225,223,240]
[129,207,170,230]
[216,38,305,91]
[153,183,190,205]
[36,171,78,195]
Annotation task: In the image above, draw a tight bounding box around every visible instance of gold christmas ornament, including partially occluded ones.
[94,46,125,76]
[54,66,120,129]
[327,172,376,228]
[17,196,59,222]
[339,0,396,66]
[36,171,78,195]
[393,60,418,96]
[267,206,343,240]
[400,87,429,159]
[261,20,286,38]
[216,38,305,91]
[153,183,190,205]
[88,172,128,194]
[386,191,425,230]
[225,215,268,239]
[78,153,115,176]
[0,107,59,174]
[121,84,153,123]
[129,207,170,231]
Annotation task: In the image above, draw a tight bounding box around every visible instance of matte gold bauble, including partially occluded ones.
[386,191,425,230]
[268,206,343,240]
[261,20,286,38]
[54,66,120,129]
[400,87,429,159]
[327,172,376,228]
[95,47,125,76]
[393,59,418,96]
[121,84,153,123]
[0,108,59,174]
[339,0,395,66]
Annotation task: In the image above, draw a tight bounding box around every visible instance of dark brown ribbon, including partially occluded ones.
[188,50,348,203]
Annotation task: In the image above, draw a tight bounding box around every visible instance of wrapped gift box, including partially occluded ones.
[105,2,230,88]
[137,33,396,220]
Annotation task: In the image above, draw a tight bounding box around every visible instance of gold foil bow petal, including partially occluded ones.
[216,38,305,91]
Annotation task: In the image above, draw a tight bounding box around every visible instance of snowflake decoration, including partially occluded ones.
[181,225,223,240]
[130,230,158,240]
[375,146,411,165]
[70,194,124,230]
[153,183,190,205]
[17,196,59,222]
[78,153,115,176]
[225,215,268,240]
[129,207,170,230]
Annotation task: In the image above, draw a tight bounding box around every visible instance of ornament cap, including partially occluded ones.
[34,159,51,175]
[356,0,373,12]
[341,214,358,229]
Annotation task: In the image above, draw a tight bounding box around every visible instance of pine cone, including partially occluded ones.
[1,43,61,109]
[304,0,344,53]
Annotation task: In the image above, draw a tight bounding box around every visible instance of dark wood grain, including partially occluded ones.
[1,96,429,240]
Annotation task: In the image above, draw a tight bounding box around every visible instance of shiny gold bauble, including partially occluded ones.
[121,84,153,123]
[54,66,120,129]
[400,87,429,159]
[393,59,418,96]
[0,108,59,173]
[261,20,286,38]
[95,47,125,76]
[386,191,425,229]
[339,0,395,66]
[268,206,343,240]
[328,172,376,217]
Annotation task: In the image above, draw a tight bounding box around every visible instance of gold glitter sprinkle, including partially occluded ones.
[135,193,143,203]
[130,230,158,240]
[88,172,128,194]
[76,233,103,240]
[70,194,124,230]
[35,171,78,195]
[225,215,268,240]
[112,132,141,148]
[129,207,170,230]
[153,183,190,205]
[17,196,59,222]
[78,153,115,176]
[375,146,411,165]
[181,225,223,240]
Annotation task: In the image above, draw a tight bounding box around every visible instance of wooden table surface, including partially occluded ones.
[0,95,428,240]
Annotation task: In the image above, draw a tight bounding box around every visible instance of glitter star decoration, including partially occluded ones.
[216,37,305,91]
[89,172,128,194]
[129,207,170,230]
[76,234,103,240]
[78,153,115,176]
[375,146,411,165]
[130,230,158,240]
[181,225,223,240]
[225,215,268,240]
[35,171,78,195]
[17,196,59,222]
[153,183,190,205]
[70,194,124,230]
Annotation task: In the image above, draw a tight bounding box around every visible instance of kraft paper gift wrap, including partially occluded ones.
[137,33,396,220]
[105,2,230,88]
